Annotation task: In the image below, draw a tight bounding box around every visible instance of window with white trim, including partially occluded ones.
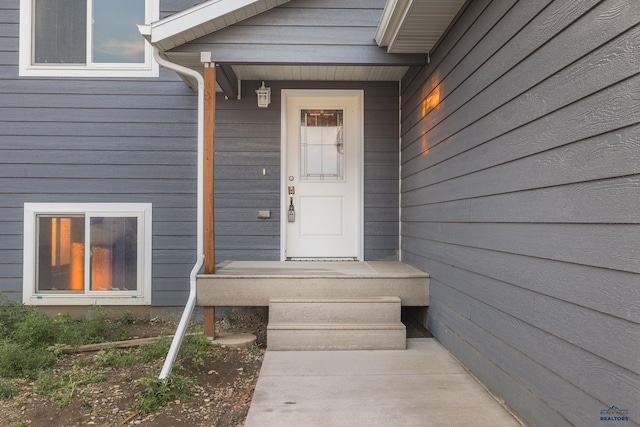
[23,204,152,305]
[19,0,159,77]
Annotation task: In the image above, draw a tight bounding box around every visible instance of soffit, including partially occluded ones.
[232,65,409,82]
[375,0,467,54]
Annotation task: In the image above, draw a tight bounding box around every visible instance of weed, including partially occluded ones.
[95,348,137,368]
[80,396,93,410]
[15,310,59,348]
[35,370,106,407]
[119,371,132,382]
[223,311,236,325]
[117,310,135,324]
[139,336,172,363]
[74,357,93,369]
[0,296,33,341]
[0,341,56,379]
[82,305,125,344]
[249,343,261,356]
[8,421,29,427]
[0,377,20,400]
[179,333,218,367]
[134,373,192,415]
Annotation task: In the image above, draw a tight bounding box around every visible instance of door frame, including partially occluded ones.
[280,89,364,261]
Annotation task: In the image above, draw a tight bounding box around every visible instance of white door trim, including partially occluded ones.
[280,89,364,261]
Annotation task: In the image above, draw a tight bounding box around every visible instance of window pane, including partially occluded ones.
[300,110,344,181]
[92,0,145,63]
[37,216,85,291]
[90,217,138,291]
[34,0,87,64]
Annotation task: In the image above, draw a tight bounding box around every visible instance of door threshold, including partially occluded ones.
[286,257,359,262]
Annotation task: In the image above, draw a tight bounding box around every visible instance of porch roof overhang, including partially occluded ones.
[139,0,466,97]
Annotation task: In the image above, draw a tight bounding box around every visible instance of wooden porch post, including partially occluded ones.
[203,62,216,338]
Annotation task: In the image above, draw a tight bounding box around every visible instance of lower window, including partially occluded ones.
[24,204,152,305]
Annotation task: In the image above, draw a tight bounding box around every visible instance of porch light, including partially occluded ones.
[255,81,271,108]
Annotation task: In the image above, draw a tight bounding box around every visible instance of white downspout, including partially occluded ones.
[152,48,206,380]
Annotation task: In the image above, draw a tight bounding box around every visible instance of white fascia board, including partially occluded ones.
[138,24,152,43]
[150,0,260,44]
[375,0,412,49]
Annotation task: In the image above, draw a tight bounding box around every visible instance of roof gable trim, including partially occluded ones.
[375,0,411,51]
[148,0,278,46]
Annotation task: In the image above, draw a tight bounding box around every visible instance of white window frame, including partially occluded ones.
[23,203,152,305]
[19,0,159,78]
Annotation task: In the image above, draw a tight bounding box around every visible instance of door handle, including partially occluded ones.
[288,186,295,223]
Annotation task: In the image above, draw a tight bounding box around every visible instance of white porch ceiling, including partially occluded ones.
[226,65,409,82]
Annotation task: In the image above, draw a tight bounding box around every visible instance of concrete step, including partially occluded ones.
[267,323,406,351]
[269,296,401,324]
[267,296,406,351]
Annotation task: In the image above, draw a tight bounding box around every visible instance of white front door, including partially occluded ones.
[282,90,363,260]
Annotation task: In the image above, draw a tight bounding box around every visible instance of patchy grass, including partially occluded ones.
[0,294,267,426]
[0,296,127,379]
[35,370,107,407]
[0,378,21,400]
[95,347,138,368]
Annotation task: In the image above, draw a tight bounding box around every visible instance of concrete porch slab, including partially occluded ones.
[244,338,523,427]
[209,260,428,277]
[197,261,430,307]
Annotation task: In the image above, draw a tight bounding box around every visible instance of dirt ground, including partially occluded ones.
[0,310,268,427]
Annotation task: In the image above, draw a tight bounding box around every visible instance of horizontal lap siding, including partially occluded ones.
[215,80,399,262]
[401,0,640,426]
[1,0,400,303]
[214,83,280,261]
[0,0,198,306]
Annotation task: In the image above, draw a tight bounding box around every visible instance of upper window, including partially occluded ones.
[23,203,152,305]
[20,0,159,77]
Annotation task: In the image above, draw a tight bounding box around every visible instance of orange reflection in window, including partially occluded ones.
[71,242,84,291]
[50,218,84,290]
[59,218,71,265]
[91,247,112,291]
[51,218,58,266]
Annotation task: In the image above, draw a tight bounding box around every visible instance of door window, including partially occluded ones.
[300,109,345,181]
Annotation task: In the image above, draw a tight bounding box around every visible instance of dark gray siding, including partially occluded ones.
[169,0,424,66]
[0,0,400,304]
[0,0,199,306]
[215,80,399,261]
[401,0,640,425]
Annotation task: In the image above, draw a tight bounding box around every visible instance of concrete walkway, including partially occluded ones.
[245,338,522,427]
